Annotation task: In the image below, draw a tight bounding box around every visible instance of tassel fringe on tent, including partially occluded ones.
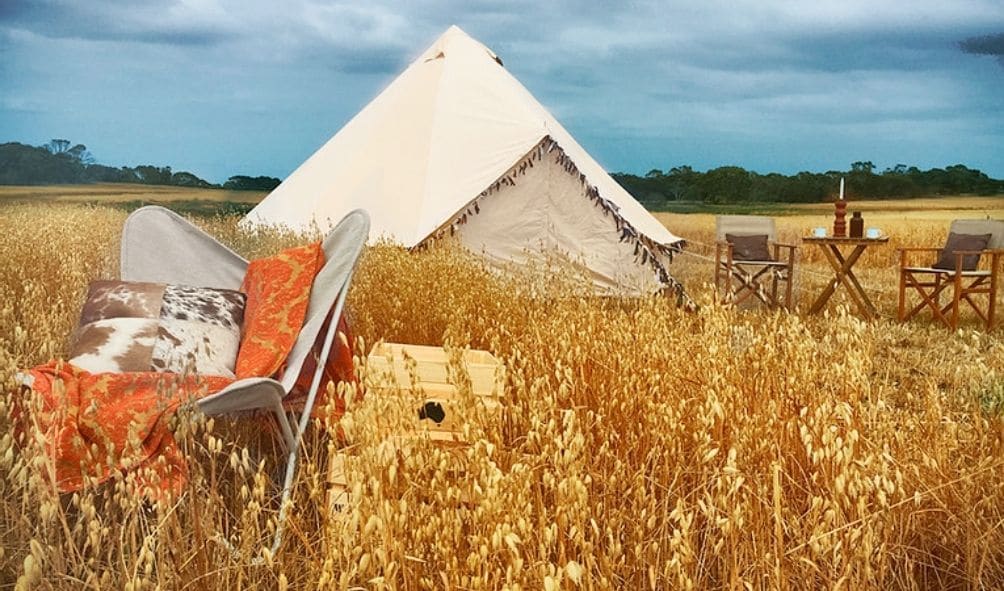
[422,136,688,296]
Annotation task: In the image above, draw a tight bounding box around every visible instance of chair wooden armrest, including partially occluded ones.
[896,247,942,253]
[946,250,1002,272]
[714,242,734,291]
[770,242,796,266]
[715,241,734,260]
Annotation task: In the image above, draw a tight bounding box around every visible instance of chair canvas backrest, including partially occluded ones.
[715,215,777,243]
[122,205,371,394]
[278,209,370,392]
[949,219,1004,250]
[121,206,248,289]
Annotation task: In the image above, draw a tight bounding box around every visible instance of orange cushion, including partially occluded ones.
[235,242,324,379]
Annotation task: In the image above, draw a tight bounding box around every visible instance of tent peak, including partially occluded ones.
[426,25,503,67]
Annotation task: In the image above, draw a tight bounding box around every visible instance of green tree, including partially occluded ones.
[44,139,71,155]
[223,175,281,191]
[134,165,173,185]
[699,166,751,203]
[664,166,698,201]
[171,171,213,188]
[851,161,875,174]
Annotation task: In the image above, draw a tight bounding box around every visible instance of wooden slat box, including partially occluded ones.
[326,436,477,516]
[363,342,504,442]
[327,451,350,514]
[328,344,504,514]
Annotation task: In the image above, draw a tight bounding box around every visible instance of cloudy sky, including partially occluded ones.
[1,0,1002,183]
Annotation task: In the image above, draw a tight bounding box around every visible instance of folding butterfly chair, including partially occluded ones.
[120,205,369,553]
[714,215,796,309]
[898,219,1003,330]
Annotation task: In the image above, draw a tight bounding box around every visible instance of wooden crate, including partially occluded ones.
[328,344,503,513]
[326,436,476,515]
[327,451,350,515]
[364,342,504,442]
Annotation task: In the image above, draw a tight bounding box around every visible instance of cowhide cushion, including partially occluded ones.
[69,280,246,377]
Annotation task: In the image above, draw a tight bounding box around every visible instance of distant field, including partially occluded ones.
[655,195,1004,250]
[785,195,1004,215]
[0,183,267,204]
[655,195,1003,217]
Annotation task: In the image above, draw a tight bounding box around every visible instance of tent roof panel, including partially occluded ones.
[244,25,682,250]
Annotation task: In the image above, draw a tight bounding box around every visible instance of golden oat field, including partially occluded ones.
[2,193,1004,589]
[0,184,266,205]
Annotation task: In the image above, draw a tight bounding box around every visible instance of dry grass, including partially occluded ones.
[0,184,266,204]
[2,201,1004,589]
[785,195,1004,215]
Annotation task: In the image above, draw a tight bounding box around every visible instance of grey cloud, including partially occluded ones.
[0,0,236,46]
[311,47,405,75]
[960,33,1004,66]
[960,33,1004,55]
[94,27,231,47]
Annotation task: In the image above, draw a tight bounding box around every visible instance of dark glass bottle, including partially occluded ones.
[850,211,864,238]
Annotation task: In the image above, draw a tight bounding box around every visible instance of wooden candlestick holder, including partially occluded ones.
[833,200,847,238]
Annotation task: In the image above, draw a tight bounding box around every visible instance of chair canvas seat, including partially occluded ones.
[714,215,796,309]
[903,267,991,276]
[898,219,1003,330]
[119,205,370,555]
[733,259,789,267]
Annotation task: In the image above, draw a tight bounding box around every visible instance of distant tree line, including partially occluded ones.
[0,140,281,191]
[221,175,283,191]
[5,139,1001,203]
[613,161,1003,206]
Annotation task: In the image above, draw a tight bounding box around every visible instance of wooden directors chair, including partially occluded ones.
[714,215,796,309]
[898,219,1003,330]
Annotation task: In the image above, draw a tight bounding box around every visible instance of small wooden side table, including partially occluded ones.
[802,236,889,319]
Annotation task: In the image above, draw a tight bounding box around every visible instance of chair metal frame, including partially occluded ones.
[120,205,370,554]
[714,215,796,309]
[897,219,1003,330]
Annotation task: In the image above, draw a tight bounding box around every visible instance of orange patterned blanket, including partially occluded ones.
[22,241,352,497]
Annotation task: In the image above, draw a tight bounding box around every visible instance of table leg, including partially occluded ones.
[831,245,877,319]
[809,244,874,318]
[808,275,838,314]
[808,245,846,313]
[842,261,878,319]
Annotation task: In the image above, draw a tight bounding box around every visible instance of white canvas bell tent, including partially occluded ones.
[243,25,685,294]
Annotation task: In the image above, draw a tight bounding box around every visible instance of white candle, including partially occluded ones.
[839,177,845,200]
